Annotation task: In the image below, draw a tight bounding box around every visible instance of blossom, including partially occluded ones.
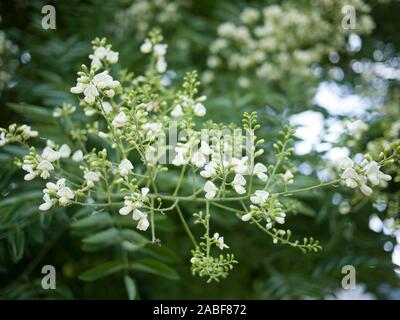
[41,146,61,162]
[37,160,54,179]
[72,150,84,162]
[250,190,269,205]
[232,174,246,194]
[132,209,150,231]
[231,157,248,174]
[57,186,75,206]
[213,233,229,250]
[112,112,128,128]
[171,104,184,117]
[140,38,152,53]
[119,188,149,216]
[336,156,354,170]
[143,122,163,139]
[193,103,206,117]
[39,193,53,211]
[200,162,217,178]
[83,84,99,104]
[191,151,207,168]
[119,159,134,177]
[241,212,253,222]
[156,58,167,73]
[199,141,212,155]
[283,170,294,185]
[59,144,71,158]
[253,163,268,182]
[153,44,167,57]
[362,161,392,186]
[92,71,120,89]
[84,171,101,187]
[0,132,6,146]
[204,181,218,199]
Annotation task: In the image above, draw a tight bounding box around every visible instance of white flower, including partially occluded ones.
[232,174,246,194]
[112,112,128,128]
[84,171,101,187]
[283,170,294,185]
[213,233,229,250]
[199,141,212,155]
[0,132,7,146]
[172,147,189,166]
[119,159,134,177]
[200,162,217,178]
[132,209,150,231]
[253,163,268,182]
[93,47,108,59]
[41,146,60,162]
[241,212,253,222]
[143,122,163,139]
[23,165,38,181]
[250,190,269,205]
[140,38,153,53]
[153,44,167,57]
[92,71,119,89]
[59,144,71,158]
[39,194,53,211]
[83,84,99,104]
[336,156,354,170]
[360,183,373,197]
[106,50,119,64]
[37,160,54,179]
[346,120,368,140]
[275,213,286,224]
[141,187,150,197]
[191,151,207,168]
[363,161,392,186]
[101,101,113,113]
[119,199,135,215]
[231,157,248,174]
[72,150,84,162]
[341,168,359,189]
[57,186,75,206]
[20,125,38,138]
[204,181,218,199]
[171,104,184,117]
[192,102,206,117]
[156,58,167,73]
[70,82,86,94]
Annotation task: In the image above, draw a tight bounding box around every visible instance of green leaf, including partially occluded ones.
[79,260,124,282]
[82,228,119,244]
[71,212,112,229]
[7,103,55,123]
[0,190,43,208]
[124,275,137,300]
[120,229,148,252]
[8,227,25,263]
[130,259,179,280]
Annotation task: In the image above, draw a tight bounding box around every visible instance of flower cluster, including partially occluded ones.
[205,0,374,86]
[0,124,38,147]
[89,38,119,71]
[39,178,75,211]
[115,0,183,37]
[337,156,392,196]
[1,32,393,284]
[119,188,150,231]
[140,30,168,73]
[20,142,71,181]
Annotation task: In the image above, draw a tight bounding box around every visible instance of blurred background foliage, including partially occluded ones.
[0,0,399,299]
